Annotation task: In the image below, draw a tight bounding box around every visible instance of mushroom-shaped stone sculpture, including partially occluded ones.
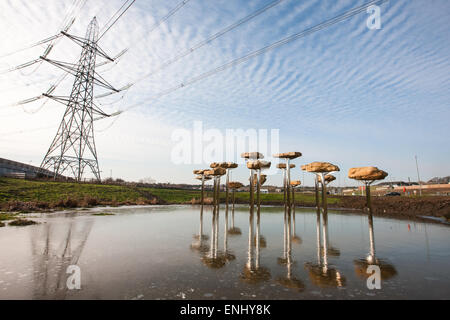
[290,180,301,207]
[241,152,264,160]
[317,174,336,184]
[277,163,296,206]
[228,181,244,211]
[348,166,388,213]
[249,160,270,209]
[241,153,264,212]
[210,162,238,212]
[302,162,340,212]
[194,169,212,206]
[205,167,226,209]
[247,161,270,202]
[274,152,302,208]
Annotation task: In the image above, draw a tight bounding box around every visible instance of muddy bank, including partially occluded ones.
[333,195,450,219]
[2,194,449,222]
[0,196,162,213]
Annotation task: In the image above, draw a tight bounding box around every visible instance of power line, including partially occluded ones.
[0,0,87,74]
[96,0,283,106]
[119,0,389,115]
[83,0,193,101]
[146,0,192,34]
[97,0,137,41]
[0,34,63,59]
[100,0,133,34]
[2,0,193,110]
[135,0,283,82]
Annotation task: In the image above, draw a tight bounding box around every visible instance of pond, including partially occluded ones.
[0,204,449,299]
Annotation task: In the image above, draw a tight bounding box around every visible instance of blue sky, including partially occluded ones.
[0,0,449,186]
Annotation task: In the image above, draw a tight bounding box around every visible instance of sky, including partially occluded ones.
[0,0,449,187]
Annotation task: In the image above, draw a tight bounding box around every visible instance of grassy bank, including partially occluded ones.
[0,178,158,212]
[0,177,326,212]
[0,178,449,220]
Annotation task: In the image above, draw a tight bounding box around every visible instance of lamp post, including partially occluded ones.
[415,155,423,197]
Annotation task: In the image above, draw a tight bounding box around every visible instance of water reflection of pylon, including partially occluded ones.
[30,218,93,299]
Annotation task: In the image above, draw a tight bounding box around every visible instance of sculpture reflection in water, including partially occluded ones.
[240,155,271,284]
[30,218,93,299]
[190,206,210,254]
[240,188,271,284]
[227,181,243,235]
[191,170,211,253]
[303,165,346,288]
[347,166,397,282]
[304,207,346,288]
[198,196,236,269]
[290,180,302,244]
[353,212,398,281]
[251,160,271,249]
[276,205,304,291]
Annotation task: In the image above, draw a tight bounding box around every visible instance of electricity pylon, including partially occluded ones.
[40,17,119,181]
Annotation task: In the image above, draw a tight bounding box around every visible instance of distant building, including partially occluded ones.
[0,158,55,179]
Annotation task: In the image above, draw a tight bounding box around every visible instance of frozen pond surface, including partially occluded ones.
[0,205,449,300]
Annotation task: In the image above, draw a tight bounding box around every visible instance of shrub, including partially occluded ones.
[9,219,38,226]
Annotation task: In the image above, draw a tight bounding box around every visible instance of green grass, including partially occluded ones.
[0,213,18,221]
[92,212,115,216]
[141,187,201,203]
[0,178,144,203]
[228,192,339,205]
[0,177,340,212]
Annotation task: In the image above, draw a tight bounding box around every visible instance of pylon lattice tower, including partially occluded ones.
[40,17,118,181]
